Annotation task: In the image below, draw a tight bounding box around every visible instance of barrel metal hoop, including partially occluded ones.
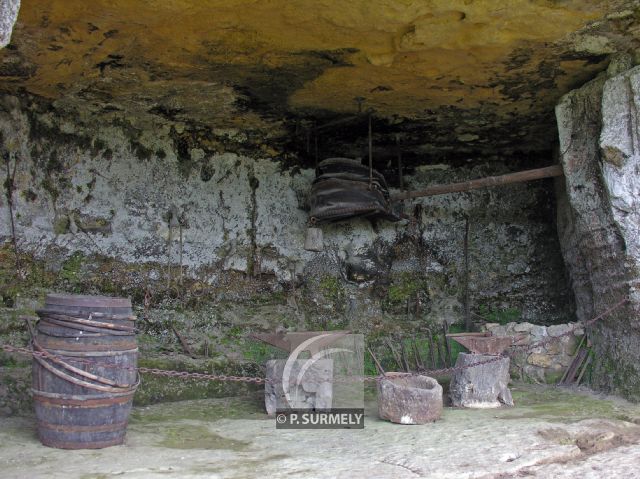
[38,314,136,333]
[39,309,137,321]
[34,338,137,352]
[37,347,139,358]
[32,340,133,388]
[32,388,135,404]
[37,420,128,433]
[38,437,126,450]
[33,353,140,393]
[37,318,135,336]
[42,294,132,309]
[34,328,111,338]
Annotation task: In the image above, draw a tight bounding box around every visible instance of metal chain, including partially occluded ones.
[1,297,628,385]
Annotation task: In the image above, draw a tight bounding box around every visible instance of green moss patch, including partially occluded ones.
[502,384,640,423]
[158,424,250,450]
[130,395,265,423]
[134,356,262,406]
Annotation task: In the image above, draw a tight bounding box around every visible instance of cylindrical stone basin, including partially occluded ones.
[377,373,443,425]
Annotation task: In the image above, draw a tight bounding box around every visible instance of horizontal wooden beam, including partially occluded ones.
[391,164,564,201]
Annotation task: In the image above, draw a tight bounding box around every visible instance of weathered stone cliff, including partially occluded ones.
[0,94,572,330]
[0,0,20,49]
[556,61,640,399]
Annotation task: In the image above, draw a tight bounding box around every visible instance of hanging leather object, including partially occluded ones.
[309,158,399,224]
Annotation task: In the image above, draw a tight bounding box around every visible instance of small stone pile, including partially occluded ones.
[486,322,584,384]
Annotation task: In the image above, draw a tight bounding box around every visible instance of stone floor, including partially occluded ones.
[1,384,640,479]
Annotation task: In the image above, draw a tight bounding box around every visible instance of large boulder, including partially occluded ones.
[555,64,640,400]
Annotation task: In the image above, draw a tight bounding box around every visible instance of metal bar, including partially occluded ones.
[314,114,363,132]
[397,136,404,192]
[446,332,490,337]
[314,133,319,174]
[463,216,471,332]
[368,113,373,187]
[391,164,564,201]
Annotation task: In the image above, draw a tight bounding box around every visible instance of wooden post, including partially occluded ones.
[427,329,437,368]
[463,216,471,331]
[391,165,563,201]
[368,113,373,187]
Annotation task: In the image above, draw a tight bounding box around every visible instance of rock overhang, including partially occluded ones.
[1,0,640,165]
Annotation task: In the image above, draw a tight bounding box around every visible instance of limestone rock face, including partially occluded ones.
[599,68,640,264]
[450,353,514,408]
[0,0,19,49]
[0,95,574,325]
[556,66,640,400]
[2,1,640,155]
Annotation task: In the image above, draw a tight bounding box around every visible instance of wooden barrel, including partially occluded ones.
[32,294,138,449]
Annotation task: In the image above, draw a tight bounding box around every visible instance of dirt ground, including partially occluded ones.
[1,384,640,479]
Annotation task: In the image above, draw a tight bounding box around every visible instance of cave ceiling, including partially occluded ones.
[1,0,640,165]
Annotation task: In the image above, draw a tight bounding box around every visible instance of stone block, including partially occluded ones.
[548,324,572,337]
[450,353,513,408]
[522,364,545,384]
[504,323,518,335]
[488,325,508,337]
[509,348,529,368]
[377,373,442,424]
[530,325,548,339]
[264,359,333,416]
[527,353,553,368]
[559,354,574,367]
[561,335,579,355]
[513,322,534,333]
[545,341,563,355]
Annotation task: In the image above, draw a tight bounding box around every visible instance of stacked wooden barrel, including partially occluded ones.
[32,294,138,449]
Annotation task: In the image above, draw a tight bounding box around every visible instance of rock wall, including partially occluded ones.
[556,63,640,400]
[0,91,576,411]
[0,0,19,49]
[0,94,574,334]
[486,321,584,384]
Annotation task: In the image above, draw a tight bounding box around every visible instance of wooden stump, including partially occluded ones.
[377,373,443,424]
[449,353,513,408]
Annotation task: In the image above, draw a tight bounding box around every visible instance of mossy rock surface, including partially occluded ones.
[0,367,32,416]
[134,355,262,406]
